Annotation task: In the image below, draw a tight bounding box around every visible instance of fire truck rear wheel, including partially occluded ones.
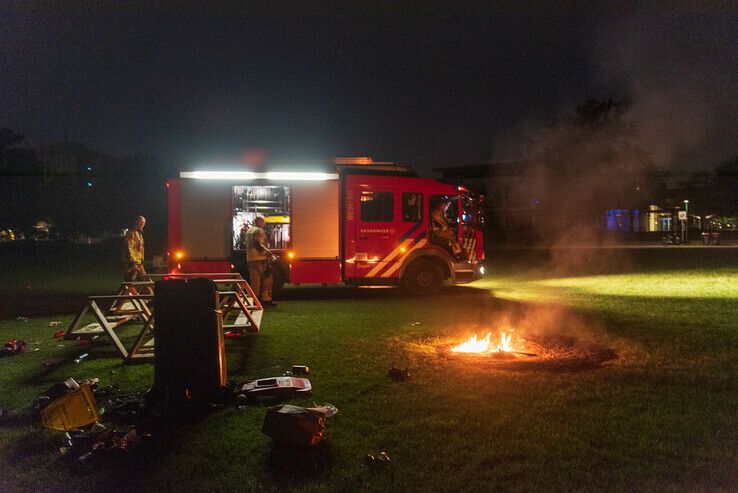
[403,259,444,296]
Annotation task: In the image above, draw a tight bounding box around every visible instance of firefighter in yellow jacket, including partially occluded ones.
[429,197,463,258]
[245,217,277,307]
[123,215,147,281]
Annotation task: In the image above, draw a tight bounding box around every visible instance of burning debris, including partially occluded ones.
[450,332,536,357]
[402,324,618,372]
[451,332,512,353]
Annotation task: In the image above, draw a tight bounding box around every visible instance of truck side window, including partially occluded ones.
[402,193,423,222]
[360,191,393,222]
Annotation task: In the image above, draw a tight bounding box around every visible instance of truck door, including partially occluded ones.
[345,185,398,279]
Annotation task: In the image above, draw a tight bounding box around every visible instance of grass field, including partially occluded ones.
[0,244,736,491]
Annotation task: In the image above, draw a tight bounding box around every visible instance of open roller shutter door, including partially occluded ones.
[291,181,339,258]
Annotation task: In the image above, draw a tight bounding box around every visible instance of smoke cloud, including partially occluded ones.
[487,3,736,261]
[592,3,738,170]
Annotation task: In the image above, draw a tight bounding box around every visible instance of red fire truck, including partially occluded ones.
[167,158,484,294]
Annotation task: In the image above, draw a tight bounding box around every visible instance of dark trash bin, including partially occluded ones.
[153,278,227,405]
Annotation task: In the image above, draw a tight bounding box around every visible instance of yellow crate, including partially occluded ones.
[40,384,100,431]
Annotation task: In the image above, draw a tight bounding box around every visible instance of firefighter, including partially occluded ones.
[244,216,277,307]
[429,197,463,258]
[123,215,147,281]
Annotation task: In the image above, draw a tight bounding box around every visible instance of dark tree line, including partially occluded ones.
[0,128,175,245]
[676,155,738,220]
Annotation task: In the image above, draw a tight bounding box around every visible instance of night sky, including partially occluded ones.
[1,2,736,173]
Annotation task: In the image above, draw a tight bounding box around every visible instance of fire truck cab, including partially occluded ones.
[168,159,484,295]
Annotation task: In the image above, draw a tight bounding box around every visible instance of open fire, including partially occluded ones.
[451,332,515,354]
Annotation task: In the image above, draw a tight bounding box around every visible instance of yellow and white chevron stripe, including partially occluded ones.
[380,239,428,278]
[364,238,415,277]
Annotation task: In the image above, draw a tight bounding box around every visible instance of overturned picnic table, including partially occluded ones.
[64,273,264,361]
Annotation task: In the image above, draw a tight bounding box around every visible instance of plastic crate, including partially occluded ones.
[40,384,100,431]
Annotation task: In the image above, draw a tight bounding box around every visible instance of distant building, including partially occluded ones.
[604,205,701,233]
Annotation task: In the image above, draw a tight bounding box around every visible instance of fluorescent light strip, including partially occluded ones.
[264,172,337,181]
[180,171,338,181]
[180,171,256,180]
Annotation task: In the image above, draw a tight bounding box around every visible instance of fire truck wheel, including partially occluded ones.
[402,259,444,296]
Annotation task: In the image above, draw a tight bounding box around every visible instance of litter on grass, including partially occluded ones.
[366,451,392,465]
[387,367,411,381]
[1,339,27,357]
[61,425,150,465]
[235,377,312,402]
[41,383,100,431]
[262,403,337,447]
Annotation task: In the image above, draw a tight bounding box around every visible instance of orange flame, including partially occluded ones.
[451,332,513,353]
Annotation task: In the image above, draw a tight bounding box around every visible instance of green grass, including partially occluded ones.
[0,246,736,491]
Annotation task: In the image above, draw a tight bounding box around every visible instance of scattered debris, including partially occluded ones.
[387,367,411,382]
[74,353,89,364]
[48,321,61,327]
[410,321,421,326]
[1,339,27,357]
[41,382,100,431]
[43,378,80,401]
[105,400,142,424]
[42,359,59,368]
[262,403,337,447]
[76,335,99,344]
[78,378,100,389]
[16,316,28,322]
[366,450,392,465]
[235,377,312,402]
[60,424,150,465]
[53,330,65,338]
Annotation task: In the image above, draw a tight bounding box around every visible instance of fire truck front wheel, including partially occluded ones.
[402,259,444,296]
